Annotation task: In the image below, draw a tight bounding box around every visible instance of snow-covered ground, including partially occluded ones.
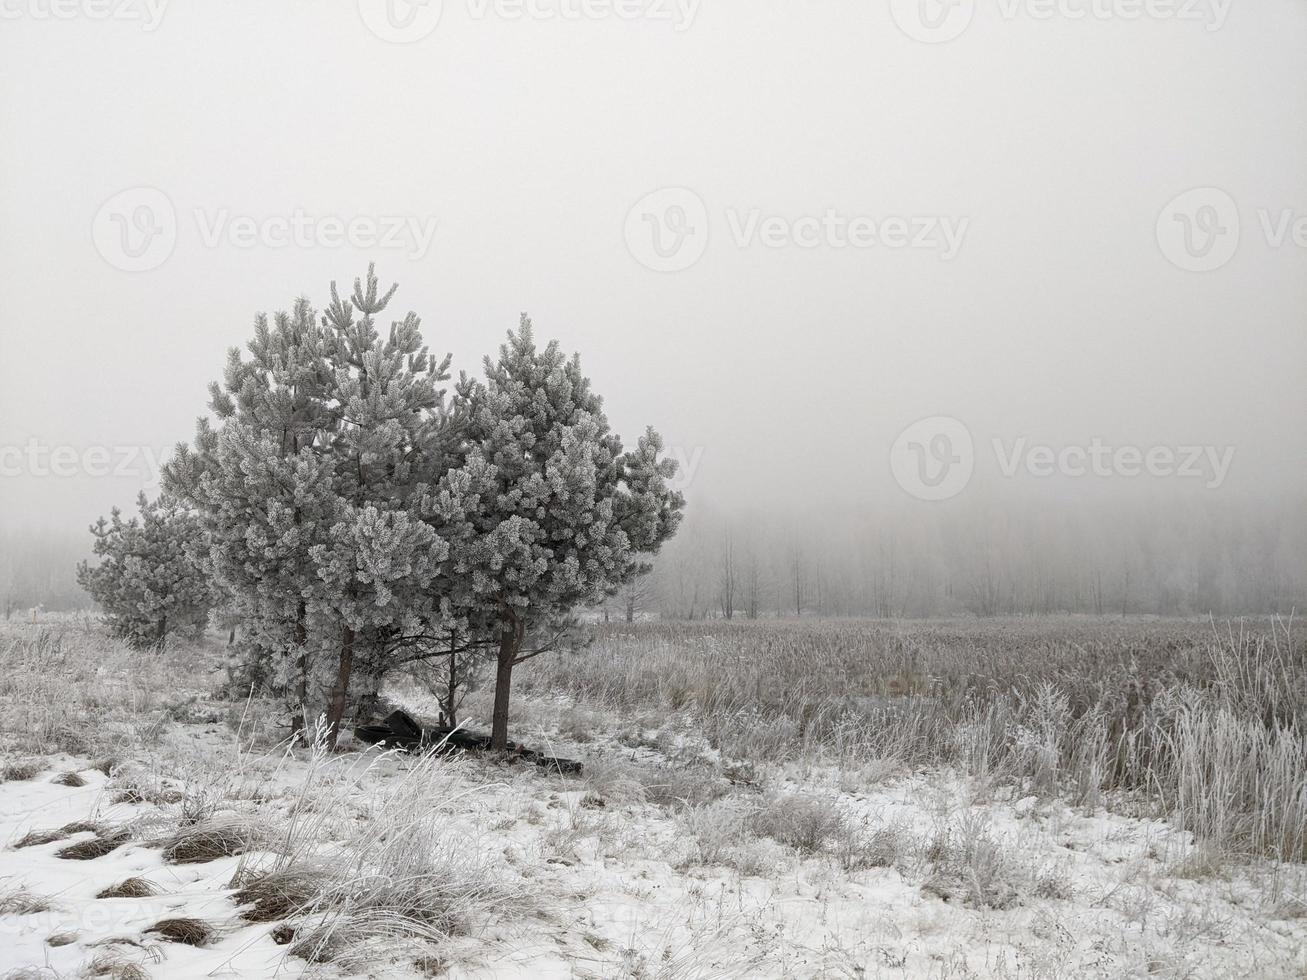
[3,696,1305,979]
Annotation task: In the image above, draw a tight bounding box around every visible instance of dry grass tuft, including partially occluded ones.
[144,917,216,946]
[14,828,69,849]
[239,744,534,969]
[57,827,130,861]
[231,866,330,922]
[160,817,261,864]
[15,820,100,849]
[46,931,77,947]
[52,770,88,787]
[1,760,44,782]
[95,877,158,900]
[0,883,54,916]
[635,762,731,810]
[79,953,150,979]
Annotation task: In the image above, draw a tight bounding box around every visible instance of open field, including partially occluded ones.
[1,616,1305,978]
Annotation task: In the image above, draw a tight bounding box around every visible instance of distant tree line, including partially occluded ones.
[644,494,1307,621]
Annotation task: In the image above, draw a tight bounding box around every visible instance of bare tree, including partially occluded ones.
[791,542,804,617]
[744,546,761,619]
[719,529,736,620]
[620,575,651,623]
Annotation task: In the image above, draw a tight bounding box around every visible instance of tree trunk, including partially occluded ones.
[324,623,355,751]
[490,619,521,752]
[290,601,308,744]
[445,629,459,728]
[155,614,167,649]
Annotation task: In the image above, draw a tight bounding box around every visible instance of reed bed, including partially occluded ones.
[521,616,1306,860]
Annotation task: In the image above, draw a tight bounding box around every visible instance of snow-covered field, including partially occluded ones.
[2,620,1305,979]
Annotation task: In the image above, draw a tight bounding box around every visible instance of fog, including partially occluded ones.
[2,1,1305,612]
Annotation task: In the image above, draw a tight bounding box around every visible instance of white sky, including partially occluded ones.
[1,0,1305,533]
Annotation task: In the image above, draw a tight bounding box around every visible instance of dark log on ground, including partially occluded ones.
[353,709,582,775]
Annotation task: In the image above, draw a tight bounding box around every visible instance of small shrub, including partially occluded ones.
[748,793,847,854]
[1033,863,1074,901]
[582,755,648,806]
[52,770,87,787]
[837,820,913,871]
[679,798,757,866]
[919,817,1027,910]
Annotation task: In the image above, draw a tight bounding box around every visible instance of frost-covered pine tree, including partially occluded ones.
[76,492,213,648]
[308,267,457,743]
[166,296,339,736]
[167,267,458,747]
[430,318,684,749]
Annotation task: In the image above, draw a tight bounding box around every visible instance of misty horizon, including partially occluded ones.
[2,1,1305,614]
